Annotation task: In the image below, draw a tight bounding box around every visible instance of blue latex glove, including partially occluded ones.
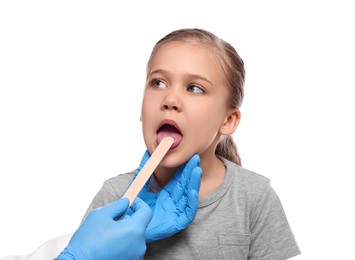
[56,197,152,260]
[133,151,202,242]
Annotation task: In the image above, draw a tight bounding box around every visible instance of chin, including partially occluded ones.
[159,150,194,169]
[159,156,183,169]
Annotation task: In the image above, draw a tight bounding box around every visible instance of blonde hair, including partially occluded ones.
[147,28,245,166]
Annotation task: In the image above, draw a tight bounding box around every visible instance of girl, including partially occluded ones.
[83,28,301,259]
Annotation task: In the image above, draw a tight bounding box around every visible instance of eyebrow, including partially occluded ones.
[149,69,214,86]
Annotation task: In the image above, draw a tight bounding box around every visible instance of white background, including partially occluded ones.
[1,1,354,259]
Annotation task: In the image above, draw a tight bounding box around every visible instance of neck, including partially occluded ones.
[198,151,226,198]
[153,165,178,188]
[152,151,226,198]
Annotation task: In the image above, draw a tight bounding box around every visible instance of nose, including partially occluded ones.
[161,88,182,112]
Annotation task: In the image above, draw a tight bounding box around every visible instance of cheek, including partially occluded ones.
[185,111,222,147]
[141,96,159,152]
[188,107,224,135]
[141,96,154,124]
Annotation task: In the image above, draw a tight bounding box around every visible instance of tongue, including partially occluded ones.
[156,125,182,145]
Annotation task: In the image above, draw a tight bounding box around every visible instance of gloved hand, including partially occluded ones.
[133,151,202,243]
[56,197,152,260]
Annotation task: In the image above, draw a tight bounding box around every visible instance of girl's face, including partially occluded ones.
[141,41,235,168]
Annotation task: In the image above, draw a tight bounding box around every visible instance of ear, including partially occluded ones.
[219,108,241,135]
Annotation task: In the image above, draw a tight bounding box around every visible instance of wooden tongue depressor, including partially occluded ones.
[122,136,174,206]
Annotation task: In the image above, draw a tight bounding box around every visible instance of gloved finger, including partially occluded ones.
[177,189,199,229]
[163,163,185,200]
[175,166,202,210]
[138,184,158,209]
[188,166,202,195]
[129,197,153,227]
[98,198,129,220]
[167,154,200,201]
[175,166,202,227]
[186,189,199,222]
[185,167,202,219]
[164,154,199,193]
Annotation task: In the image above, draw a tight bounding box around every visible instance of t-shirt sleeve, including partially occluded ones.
[248,184,301,260]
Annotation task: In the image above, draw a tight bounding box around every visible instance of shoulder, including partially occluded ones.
[102,169,137,193]
[218,157,278,211]
[222,157,271,195]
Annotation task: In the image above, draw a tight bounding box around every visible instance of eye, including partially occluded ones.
[187,84,205,94]
[152,79,167,89]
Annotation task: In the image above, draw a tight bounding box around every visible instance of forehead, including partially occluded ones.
[149,41,226,85]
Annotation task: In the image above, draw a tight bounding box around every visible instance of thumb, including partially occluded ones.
[129,197,153,227]
[99,198,130,220]
[188,166,203,194]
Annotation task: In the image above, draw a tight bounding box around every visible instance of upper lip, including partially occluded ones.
[157,119,182,134]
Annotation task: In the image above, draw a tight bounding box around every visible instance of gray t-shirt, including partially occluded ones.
[83,158,301,260]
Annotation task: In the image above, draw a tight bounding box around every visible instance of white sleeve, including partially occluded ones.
[1,233,73,260]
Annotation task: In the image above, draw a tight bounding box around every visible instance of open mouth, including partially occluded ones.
[156,121,183,149]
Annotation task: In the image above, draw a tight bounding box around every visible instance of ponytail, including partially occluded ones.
[215,136,241,166]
